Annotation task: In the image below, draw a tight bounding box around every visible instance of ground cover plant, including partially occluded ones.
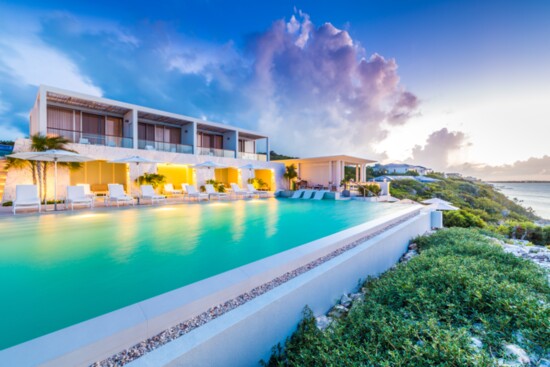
[264,229,550,366]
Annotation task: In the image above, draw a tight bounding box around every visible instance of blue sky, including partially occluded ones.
[1,0,549,179]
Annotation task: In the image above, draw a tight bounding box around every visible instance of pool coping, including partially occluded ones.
[0,204,423,367]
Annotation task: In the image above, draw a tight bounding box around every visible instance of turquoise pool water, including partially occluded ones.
[0,199,403,349]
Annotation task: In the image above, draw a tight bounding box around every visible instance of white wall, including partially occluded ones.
[299,162,331,186]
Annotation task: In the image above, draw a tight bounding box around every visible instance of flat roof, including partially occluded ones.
[40,85,268,139]
[277,155,377,165]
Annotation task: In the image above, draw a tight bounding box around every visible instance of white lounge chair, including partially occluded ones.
[107,184,134,207]
[185,185,209,201]
[230,183,250,199]
[66,186,93,210]
[164,183,182,196]
[290,189,305,199]
[301,190,314,199]
[13,185,41,214]
[140,185,166,205]
[205,184,229,200]
[246,184,269,198]
[76,183,96,199]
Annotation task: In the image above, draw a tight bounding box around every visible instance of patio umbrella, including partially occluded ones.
[385,196,400,203]
[8,149,94,210]
[109,156,162,194]
[421,197,452,205]
[428,202,459,211]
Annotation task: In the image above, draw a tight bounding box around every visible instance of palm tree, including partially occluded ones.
[283,164,298,190]
[6,133,81,202]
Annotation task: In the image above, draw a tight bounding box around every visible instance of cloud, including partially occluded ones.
[407,128,469,170]
[454,156,550,181]
[246,11,419,157]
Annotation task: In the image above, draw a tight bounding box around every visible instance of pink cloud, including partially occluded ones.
[247,11,419,157]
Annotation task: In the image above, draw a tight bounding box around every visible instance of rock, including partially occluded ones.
[538,358,550,367]
[349,292,363,301]
[328,304,348,319]
[504,344,530,364]
[315,315,333,331]
[408,242,418,251]
[400,250,418,263]
[340,294,352,307]
[470,337,483,351]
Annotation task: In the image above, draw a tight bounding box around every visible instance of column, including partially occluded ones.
[131,109,138,149]
[328,161,333,186]
[355,165,359,182]
[38,86,48,135]
[266,138,270,161]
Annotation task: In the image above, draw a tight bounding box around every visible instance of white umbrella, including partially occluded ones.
[8,149,94,210]
[194,161,228,169]
[422,197,452,205]
[109,156,162,195]
[239,163,264,170]
[428,202,459,211]
[385,196,400,203]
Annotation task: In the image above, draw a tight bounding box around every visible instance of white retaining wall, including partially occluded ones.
[129,210,432,367]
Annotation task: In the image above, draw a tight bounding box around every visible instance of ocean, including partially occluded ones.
[491,182,550,220]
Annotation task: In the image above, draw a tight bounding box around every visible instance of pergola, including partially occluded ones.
[278,155,377,188]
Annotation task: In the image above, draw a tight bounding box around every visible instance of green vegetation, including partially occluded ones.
[5,133,81,203]
[248,177,268,190]
[264,229,550,366]
[443,210,486,229]
[270,151,298,161]
[357,183,381,197]
[390,177,538,223]
[135,173,166,189]
[283,164,298,190]
[200,179,226,193]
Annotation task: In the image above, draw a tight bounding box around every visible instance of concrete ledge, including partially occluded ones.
[0,206,423,367]
[129,210,432,366]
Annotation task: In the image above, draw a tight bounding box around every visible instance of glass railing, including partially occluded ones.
[197,146,235,158]
[47,128,133,148]
[0,144,13,157]
[138,140,193,154]
[237,152,267,161]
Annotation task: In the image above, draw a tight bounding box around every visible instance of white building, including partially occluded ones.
[2,85,285,202]
[374,163,433,176]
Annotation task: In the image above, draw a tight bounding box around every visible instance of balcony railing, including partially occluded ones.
[237,152,267,161]
[47,128,133,148]
[197,146,235,158]
[138,140,193,154]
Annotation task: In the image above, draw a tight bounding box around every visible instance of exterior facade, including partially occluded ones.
[2,86,285,202]
[278,155,377,191]
[374,163,433,176]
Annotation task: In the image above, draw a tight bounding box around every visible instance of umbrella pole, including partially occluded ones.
[54,159,58,211]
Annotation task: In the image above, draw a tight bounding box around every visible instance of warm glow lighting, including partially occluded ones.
[69,213,108,220]
[154,207,177,211]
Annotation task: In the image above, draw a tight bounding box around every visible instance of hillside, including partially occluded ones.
[389,177,539,223]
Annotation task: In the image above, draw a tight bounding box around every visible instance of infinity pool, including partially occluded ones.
[0,198,403,349]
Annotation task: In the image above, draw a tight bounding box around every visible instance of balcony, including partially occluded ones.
[47,128,133,148]
[138,140,193,154]
[197,146,235,158]
[237,152,267,161]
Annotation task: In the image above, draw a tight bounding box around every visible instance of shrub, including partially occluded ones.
[443,210,486,228]
[265,229,550,366]
[357,183,381,197]
[136,173,166,189]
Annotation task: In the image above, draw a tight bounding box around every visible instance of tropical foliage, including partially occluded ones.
[264,229,550,366]
[5,134,81,202]
[283,164,298,190]
[248,177,268,190]
[201,179,226,193]
[357,183,381,197]
[135,173,166,189]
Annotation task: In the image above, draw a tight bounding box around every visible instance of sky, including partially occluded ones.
[0,0,549,180]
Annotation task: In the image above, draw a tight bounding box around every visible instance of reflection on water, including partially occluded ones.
[0,198,403,349]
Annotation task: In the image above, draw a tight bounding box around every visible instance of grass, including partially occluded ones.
[263,228,550,366]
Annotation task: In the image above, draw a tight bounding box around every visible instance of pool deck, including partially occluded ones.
[0,201,435,367]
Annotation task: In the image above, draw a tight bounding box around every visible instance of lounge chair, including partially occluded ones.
[205,184,229,200]
[13,185,41,214]
[164,183,183,196]
[301,190,314,199]
[290,189,305,199]
[246,184,269,198]
[230,183,250,199]
[76,183,96,199]
[66,186,93,210]
[140,185,166,205]
[107,184,134,207]
[185,185,209,201]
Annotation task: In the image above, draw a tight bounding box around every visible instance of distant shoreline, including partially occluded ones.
[488,181,550,183]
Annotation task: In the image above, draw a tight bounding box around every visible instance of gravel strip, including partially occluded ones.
[91,210,420,367]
